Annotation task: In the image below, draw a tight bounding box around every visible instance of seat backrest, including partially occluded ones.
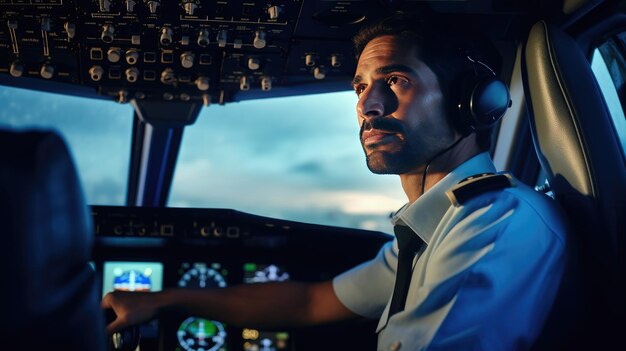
[522,20,626,349]
[0,129,105,350]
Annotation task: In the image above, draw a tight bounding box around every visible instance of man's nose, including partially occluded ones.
[357,83,387,121]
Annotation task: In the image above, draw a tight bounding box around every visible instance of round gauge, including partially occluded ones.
[178,263,227,289]
[177,317,226,351]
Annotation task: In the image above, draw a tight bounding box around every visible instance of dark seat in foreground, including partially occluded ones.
[0,129,105,350]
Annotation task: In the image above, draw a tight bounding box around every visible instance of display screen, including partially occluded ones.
[102,261,164,296]
[243,263,290,283]
[242,263,291,351]
[177,262,228,289]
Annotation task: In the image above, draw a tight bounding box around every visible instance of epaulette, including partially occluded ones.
[446,172,515,207]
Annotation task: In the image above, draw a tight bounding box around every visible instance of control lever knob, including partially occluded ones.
[240,76,250,91]
[331,54,342,68]
[253,31,266,49]
[9,62,24,78]
[247,57,260,71]
[126,0,136,12]
[64,22,76,40]
[40,64,54,79]
[268,5,281,19]
[183,1,198,16]
[101,24,115,43]
[160,27,173,46]
[217,30,227,48]
[313,67,326,80]
[197,29,210,47]
[145,0,160,14]
[99,0,111,12]
[40,17,51,32]
[261,76,272,91]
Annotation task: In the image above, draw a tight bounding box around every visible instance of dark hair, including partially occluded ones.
[352,12,500,151]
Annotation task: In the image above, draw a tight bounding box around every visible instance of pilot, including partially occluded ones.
[102,12,568,350]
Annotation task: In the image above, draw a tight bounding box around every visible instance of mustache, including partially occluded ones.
[359,117,404,139]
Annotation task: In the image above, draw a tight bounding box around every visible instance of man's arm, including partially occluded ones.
[101,280,357,333]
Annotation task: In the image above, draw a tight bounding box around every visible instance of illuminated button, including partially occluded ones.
[131,35,141,45]
[180,35,190,46]
[233,39,243,49]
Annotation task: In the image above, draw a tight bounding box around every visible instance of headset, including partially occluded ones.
[454,54,512,135]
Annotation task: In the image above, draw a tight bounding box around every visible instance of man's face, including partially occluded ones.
[353,35,457,174]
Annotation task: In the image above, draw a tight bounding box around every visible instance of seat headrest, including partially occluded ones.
[0,129,104,350]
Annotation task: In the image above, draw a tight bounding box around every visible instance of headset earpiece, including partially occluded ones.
[456,55,511,134]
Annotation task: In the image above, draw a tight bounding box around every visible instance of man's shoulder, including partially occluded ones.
[446,172,568,242]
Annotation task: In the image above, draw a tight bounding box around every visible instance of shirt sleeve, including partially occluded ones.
[332,240,398,319]
[378,190,567,350]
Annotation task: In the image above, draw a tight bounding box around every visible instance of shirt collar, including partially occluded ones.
[391,152,497,244]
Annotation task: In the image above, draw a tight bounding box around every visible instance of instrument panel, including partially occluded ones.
[91,205,393,351]
[0,0,530,105]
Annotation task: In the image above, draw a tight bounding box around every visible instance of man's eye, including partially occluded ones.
[355,85,366,96]
[387,76,406,86]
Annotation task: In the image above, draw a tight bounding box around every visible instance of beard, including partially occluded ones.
[360,116,455,175]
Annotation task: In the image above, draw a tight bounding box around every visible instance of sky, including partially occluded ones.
[0,85,405,234]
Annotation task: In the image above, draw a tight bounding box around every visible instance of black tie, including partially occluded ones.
[388,224,424,317]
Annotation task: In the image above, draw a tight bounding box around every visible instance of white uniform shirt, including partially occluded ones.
[333,152,567,350]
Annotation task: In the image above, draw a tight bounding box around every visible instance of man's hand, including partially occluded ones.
[101,291,160,333]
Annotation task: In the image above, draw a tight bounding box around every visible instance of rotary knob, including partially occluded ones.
[247,57,260,71]
[195,76,210,91]
[145,0,160,14]
[180,52,195,68]
[89,65,104,81]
